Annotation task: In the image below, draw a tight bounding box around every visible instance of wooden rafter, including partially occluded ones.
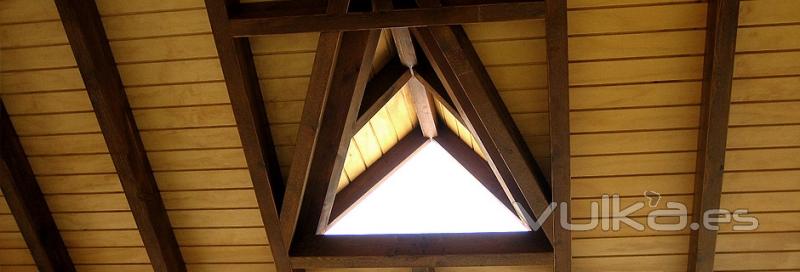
[204,0,292,271]
[688,1,741,271]
[228,1,545,36]
[292,29,382,238]
[545,0,571,271]
[391,26,439,138]
[54,0,185,271]
[329,127,428,223]
[356,59,413,130]
[0,103,74,272]
[413,26,554,241]
[281,0,350,249]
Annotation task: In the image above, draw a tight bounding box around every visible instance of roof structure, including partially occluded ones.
[1,0,800,272]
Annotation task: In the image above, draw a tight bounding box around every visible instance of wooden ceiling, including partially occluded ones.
[1,0,800,272]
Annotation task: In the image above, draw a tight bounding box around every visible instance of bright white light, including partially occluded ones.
[324,140,529,235]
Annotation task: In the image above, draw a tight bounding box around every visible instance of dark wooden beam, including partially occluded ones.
[545,0,571,271]
[356,59,413,130]
[412,268,435,272]
[281,0,350,248]
[290,232,552,268]
[204,1,292,271]
[434,126,514,213]
[54,1,185,271]
[413,26,554,241]
[228,2,545,36]
[329,128,427,223]
[688,1,740,271]
[292,30,382,240]
[0,103,75,272]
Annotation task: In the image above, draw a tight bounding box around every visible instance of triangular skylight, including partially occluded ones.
[325,140,529,235]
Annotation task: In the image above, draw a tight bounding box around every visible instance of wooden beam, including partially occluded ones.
[204,1,292,271]
[688,1,740,271]
[0,103,75,272]
[544,0,571,271]
[228,2,545,36]
[434,126,514,213]
[281,0,350,248]
[413,26,554,241]
[390,27,438,137]
[414,61,461,125]
[391,28,418,67]
[356,59,413,130]
[329,128,427,223]
[412,268,435,272]
[54,1,185,271]
[290,232,552,268]
[292,30,382,239]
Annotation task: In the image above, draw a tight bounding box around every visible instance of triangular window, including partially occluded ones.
[325,140,529,235]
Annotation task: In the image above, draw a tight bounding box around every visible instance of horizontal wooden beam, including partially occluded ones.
[228,1,545,36]
[54,0,185,270]
[290,232,552,268]
[0,103,75,272]
[688,1,740,271]
[329,128,428,223]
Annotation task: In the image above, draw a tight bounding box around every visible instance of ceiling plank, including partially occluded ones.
[356,59,413,129]
[228,2,545,36]
[54,0,185,271]
[329,127,428,223]
[545,0,571,271]
[0,104,75,272]
[413,26,554,241]
[688,1,741,272]
[435,126,515,214]
[291,30,382,240]
[204,0,292,271]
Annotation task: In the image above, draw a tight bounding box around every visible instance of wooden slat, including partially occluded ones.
[204,0,290,271]
[0,103,75,271]
[329,128,428,223]
[228,2,546,36]
[413,26,553,241]
[688,1,741,271]
[53,0,184,271]
[545,0,570,271]
[435,126,513,213]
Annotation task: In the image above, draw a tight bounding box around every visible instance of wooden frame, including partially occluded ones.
[544,0,571,271]
[55,0,186,271]
[203,0,557,269]
[413,26,554,241]
[0,103,75,272]
[688,1,741,271]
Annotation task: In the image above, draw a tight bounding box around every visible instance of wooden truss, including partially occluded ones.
[0,0,742,272]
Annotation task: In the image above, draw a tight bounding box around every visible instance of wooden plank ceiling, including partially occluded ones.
[0,0,799,271]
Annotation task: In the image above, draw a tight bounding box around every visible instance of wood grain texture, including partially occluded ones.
[204,0,290,271]
[0,103,75,272]
[53,0,184,271]
[545,0,570,271]
[228,2,546,36]
[356,59,413,130]
[688,1,741,272]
